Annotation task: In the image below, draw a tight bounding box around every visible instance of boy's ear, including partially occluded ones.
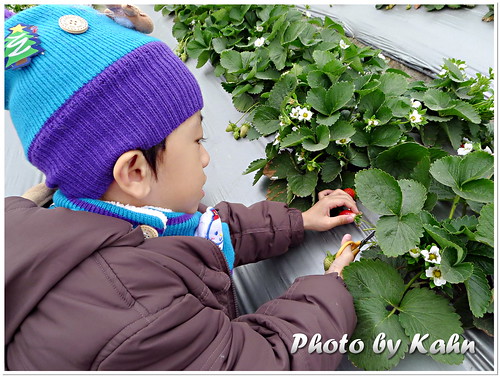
[112,150,153,199]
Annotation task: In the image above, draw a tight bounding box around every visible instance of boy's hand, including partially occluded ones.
[302,189,360,232]
[325,234,355,278]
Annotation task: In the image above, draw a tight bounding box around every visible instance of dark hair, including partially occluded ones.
[139,138,166,179]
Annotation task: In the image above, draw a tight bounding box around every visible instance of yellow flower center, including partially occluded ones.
[433,270,441,278]
[429,254,436,260]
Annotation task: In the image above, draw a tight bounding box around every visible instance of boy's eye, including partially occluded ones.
[197,137,207,144]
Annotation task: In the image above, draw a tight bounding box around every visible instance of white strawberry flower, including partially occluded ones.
[335,138,351,145]
[409,110,423,124]
[378,53,387,60]
[256,25,263,32]
[457,143,474,155]
[367,119,380,127]
[289,106,301,119]
[426,266,447,286]
[421,245,441,264]
[297,155,304,162]
[298,108,313,122]
[272,134,280,146]
[411,99,422,108]
[291,126,298,132]
[339,40,349,49]
[254,37,265,47]
[304,10,312,17]
[483,146,494,155]
[409,248,421,258]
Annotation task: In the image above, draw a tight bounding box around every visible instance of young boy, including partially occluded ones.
[5,5,360,371]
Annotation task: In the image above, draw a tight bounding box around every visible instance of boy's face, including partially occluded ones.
[148,111,210,213]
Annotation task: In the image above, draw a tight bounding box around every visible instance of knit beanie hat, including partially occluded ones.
[5,5,203,199]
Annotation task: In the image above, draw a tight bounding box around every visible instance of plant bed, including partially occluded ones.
[155,4,495,371]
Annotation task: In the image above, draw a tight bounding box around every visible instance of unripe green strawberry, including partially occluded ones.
[324,251,336,271]
[233,129,240,140]
[240,124,250,138]
[226,122,236,132]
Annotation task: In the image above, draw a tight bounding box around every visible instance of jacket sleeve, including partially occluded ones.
[96,273,356,371]
[213,201,304,267]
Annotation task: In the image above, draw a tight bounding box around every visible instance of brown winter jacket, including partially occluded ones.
[5,196,356,371]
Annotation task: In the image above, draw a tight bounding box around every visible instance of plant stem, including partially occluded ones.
[403,272,421,295]
[461,201,468,217]
[234,102,259,124]
[448,195,460,219]
[361,227,376,231]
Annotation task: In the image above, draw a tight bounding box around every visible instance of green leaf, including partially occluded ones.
[288,169,318,197]
[373,143,431,186]
[306,81,355,116]
[247,82,265,95]
[398,288,465,365]
[440,247,473,283]
[312,50,337,70]
[475,203,494,247]
[346,147,370,168]
[464,268,491,318]
[397,179,427,216]
[232,83,253,97]
[252,106,281,135]
[422,88,454,110]
[302,124,330,151]
[429,152,494,203]
[268,38,287,71]
[266,179,288,202]
[282,21,307,44]
[473,314,494,337]
[378,72,408,96]
[355,169,402,216]
[423,224,465,263]
[358,89,385,116]
[384,97,411,118]
[267,73,297,109]
[220,49,243,73]
[441,100,481,124]
[212,37,227,53]
[232,93,254,112]
[330,120,355,139]
[458,151,494,184]
[321,157,342,183]
[343,260,409,371]
[376,213,423,257]
[263,152,296,180]
[280,131,307,148]
[317,113,341,126]
[307,70,331,88]
[442,215,478,239]
[456,179,494,203]
[243,158,267,175]
[371,124,403,147]
[255,69,281,80]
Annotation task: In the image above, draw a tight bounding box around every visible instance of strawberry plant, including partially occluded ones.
[155,4,495,370]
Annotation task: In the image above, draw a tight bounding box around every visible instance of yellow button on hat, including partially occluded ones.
[58,15,88,34]
[140,225,159,239]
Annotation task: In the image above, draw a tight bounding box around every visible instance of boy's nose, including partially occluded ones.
[201,144,210,168]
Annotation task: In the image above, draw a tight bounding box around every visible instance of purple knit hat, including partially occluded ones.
[5,5,203,199]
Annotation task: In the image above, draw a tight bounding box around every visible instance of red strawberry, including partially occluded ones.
[324,251,336,271]
[343,188,356,199]
[339,210,363,225]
